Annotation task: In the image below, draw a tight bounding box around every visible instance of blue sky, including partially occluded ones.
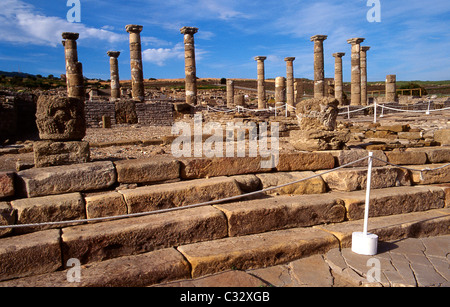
[0,0,449,82]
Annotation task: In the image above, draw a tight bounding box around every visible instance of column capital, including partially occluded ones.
[347,37,365,45]
[361,46,371,52]
[180,26,198,35]
[332,52,346,58]
[126,24,143,33]
[254,56,267,61]
[310,35,328,42]
[62,32,79,40]
[284,57,296,62]
[107,51,121,58]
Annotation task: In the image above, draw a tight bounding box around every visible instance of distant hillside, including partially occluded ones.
[0,70,36,78]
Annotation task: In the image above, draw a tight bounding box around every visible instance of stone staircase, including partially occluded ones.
[0,147,449,287]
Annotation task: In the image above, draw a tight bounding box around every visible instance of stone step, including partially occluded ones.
[0,185,447,284]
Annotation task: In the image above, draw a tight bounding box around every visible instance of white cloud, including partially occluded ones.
[142,43,185,66]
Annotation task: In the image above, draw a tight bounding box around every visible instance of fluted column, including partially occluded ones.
[126,24,144,102]
[255,56,267,109]
[347,37,365,105]
[62,32,84,102]
[310,35,328,99]
[332,52,345,105]
[360,46,370,106]
[107,51,121,101]
[284,57,295,114]
[180,26,198,105]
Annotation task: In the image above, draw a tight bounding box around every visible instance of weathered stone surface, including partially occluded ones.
[177,227,339,278]
[61,206,227,265]
[385,150,427,165]
[406,147,450,163]
[85,191,127,220]
[325,149,387,167]
[276,152,335,171]
[0,202,15,237]
[256,171,326,195]
[408,163,450,185]
[289,129,350,151]
[118,176,242,213]
[230,174,261,193]
[33,140,90,168]
[336,186,444,221]
[11,192,85,233]
[17,161,117,198]
[36,95,86,141]
[0,248,190,287]
[0,171,14,199]
[180,156,269,179]
[115,100,138,124]
[215,193,345,236]
[318,166,411,192]
[434,129,450,145]
[114,157,180,184]
[377,124,409,133]
[295,98,339,131]
[0,229,61,281]
[316,208,450,248]
[289,254,334,287]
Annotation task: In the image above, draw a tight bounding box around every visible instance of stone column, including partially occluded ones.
[275,77,286,115]
[62,32,84,102]
[180,27,198,105]
[284,57,295,114]
[255,56,267,109]
[226,79,234,108]
[347,38,365,105]
[360,46,370,106]
[385,74,397,102]
[107,51,121,101]
[332,52,345,105]
[126,24,145,102]
[310,35,328,99]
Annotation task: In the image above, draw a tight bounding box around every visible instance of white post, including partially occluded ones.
[373,100,377,124]
[347,105,350,120]
[426,99,431,115]
[363,151,373,235]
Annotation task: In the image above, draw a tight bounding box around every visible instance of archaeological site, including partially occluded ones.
[0,23,449,289]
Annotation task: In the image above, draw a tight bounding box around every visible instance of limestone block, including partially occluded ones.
[408,163,450,185]
[17,161,117,198]
[0,171,14,199]
[385,150,427,165]
[36,95,86,141]
[118,176,242,213]
[85,192,127,220]
[11,192,85,234]
[114,157,180,184]
[434,129,450,145]
[0,202,15,237]
[318,166,411,192]
[0,229,61,281]
[276,152,335,171]
[256,171,326,195]
[326,149,387,167]
[33,140,90,168]
[215,193,345,236]
[295,98,339,131]
[115,100,138,124]
[61,206,227,265]
[289,130,350,151]
[406,147,450,163]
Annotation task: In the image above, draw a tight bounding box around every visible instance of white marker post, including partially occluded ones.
[352,152,378,255]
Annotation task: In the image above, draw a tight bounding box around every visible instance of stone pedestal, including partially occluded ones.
[360,46,370,106]
[107,51,121,101]
[310,35,328,99]
[255,56,267,109]
[226,79,234,108]
[180,27,198,106]
[126,25,145,102]
[332,53,346,106]
[284,57,295,115]
[385,74,397,102]
[347,38,365,105]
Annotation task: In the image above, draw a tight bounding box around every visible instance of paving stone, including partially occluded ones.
[11,192,85,234]
[288,254,333,287]
[0,171,14,199]
[0,202,14,237]
[177,227,339,278]
[118,176,242,214]
[61,206,228,265]
[16,161,117,198]
[114,157,180,184]
[0,248,190,287]
[247,265,296,287]
[255,171,326,195]
[215,193,345,236]
[0,229,61,281]
[276,152,335,171]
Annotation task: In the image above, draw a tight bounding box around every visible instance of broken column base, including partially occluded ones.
[289,130,350,152]
[33,140,90,168]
